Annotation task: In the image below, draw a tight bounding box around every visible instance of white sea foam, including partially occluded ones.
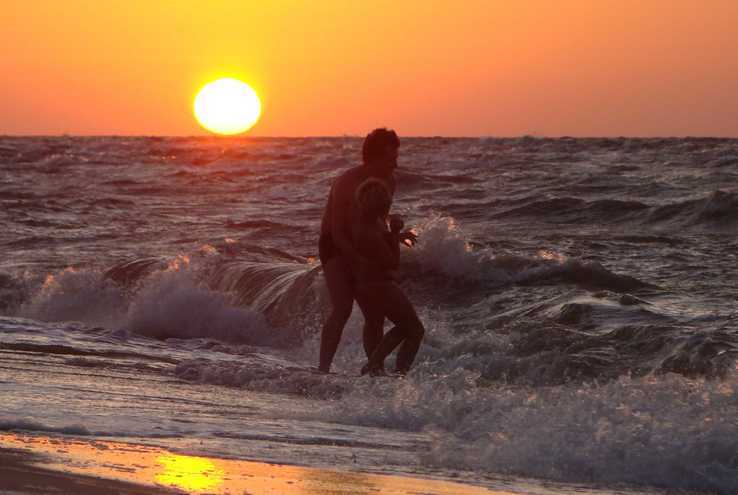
[0,418,91,436]
[405,214,648,292]
[19,268,127,328]
[222,309,738,494]
[17,260,275,345]
[291,364,738,494]
[406,214,503,281]
[126,268,272,344]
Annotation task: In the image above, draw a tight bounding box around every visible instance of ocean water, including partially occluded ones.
[1,136,737,494]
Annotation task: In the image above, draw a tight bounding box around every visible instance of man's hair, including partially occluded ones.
[362,128,400,165]
[355,178,392,219]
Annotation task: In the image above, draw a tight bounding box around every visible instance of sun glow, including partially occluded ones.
[193,78,261,135]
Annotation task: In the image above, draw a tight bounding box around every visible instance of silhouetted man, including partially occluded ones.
[317,128,415,373]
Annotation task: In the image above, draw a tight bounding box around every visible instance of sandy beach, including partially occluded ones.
[0,433,500,494]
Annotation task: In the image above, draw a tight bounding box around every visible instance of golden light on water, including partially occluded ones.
[194,78,261,135]
[155,454,224,492]
[0,433,498,495]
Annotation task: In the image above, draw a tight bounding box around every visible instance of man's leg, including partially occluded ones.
[318,256,354,372]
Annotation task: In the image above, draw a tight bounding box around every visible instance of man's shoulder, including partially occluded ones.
[336,165,364,181]
[334,166,366,191]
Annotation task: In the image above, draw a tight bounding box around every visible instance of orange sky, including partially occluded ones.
[2,0,738,137]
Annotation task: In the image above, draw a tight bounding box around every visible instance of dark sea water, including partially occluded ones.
[1,136,737,494]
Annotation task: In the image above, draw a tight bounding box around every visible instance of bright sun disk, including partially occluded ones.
[194,78,261,135]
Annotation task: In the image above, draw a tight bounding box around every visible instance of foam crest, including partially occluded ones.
[407,215,650,292]
[125,269,275,344]
[17,259,280,346]
[0,419,91,436]
[19,268,127,328]
[406,215,506,281]
[209,260,324,333]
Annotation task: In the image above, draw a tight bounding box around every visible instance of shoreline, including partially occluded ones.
[0,447,179,494]
[0,432,500,495]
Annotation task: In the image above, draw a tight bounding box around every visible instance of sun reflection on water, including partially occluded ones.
[155,454,225,492]
[0,433,498,495]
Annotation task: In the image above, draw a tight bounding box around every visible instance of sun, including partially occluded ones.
[193,78,261,135]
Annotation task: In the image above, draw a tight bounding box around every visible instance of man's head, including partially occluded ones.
[362,128,400,176]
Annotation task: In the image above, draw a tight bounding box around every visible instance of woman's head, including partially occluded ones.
[355,178,391,220]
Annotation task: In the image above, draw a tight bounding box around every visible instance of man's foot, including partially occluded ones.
[360,362,387,377]
[392,368,409,377]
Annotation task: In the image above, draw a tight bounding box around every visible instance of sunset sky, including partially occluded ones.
[2,0,738,137]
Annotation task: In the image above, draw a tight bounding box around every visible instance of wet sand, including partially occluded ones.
[0,448,177,494]
[0,433,500,494]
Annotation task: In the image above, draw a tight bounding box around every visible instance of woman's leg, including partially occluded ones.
[355,292,385,360]
[363,283,425,374]
[394,322,425,374]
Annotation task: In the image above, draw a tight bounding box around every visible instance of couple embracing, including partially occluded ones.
[318,128,425,376]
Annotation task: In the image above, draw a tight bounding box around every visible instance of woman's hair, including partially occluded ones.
[355,178,391,219]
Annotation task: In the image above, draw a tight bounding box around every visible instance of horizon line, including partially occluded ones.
[2,134,738,140]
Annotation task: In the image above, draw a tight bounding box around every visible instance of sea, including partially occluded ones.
[1,136,737,494]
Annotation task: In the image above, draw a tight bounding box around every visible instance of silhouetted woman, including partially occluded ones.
[351,178,425,375]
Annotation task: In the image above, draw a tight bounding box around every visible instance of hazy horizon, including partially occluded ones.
[3,133,738,139]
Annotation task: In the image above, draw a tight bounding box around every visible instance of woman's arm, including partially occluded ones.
[358,229,400,271]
